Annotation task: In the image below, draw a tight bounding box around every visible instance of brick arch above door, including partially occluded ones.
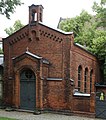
[12,51,50,109]
[20,68,36,110]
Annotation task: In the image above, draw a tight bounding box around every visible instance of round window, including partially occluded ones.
[25,70,33,79]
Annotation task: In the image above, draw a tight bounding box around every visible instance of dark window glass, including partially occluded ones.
[78,66,82,91]
[20,69,35,81]
[25,70,33,79]
[84,68,88,93]
[90,70,93,93]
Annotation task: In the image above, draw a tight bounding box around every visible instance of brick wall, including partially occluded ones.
[3,23,72,109]
[3,21,100,115]
[70,43,100,93]
[73,96,90,112]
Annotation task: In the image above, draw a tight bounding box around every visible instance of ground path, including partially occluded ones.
[0,109,103,120]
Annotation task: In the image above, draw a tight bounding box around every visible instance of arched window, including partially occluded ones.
[78,65,82,91]
[90,69,93,93]
[84,68,88,93]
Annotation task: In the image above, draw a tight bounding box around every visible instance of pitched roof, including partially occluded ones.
[74,43,97,58]
[4,21,73,40]
[12,51,50,65]
[39,22,73,35]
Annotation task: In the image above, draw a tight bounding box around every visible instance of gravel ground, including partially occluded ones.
[0,109,103,120]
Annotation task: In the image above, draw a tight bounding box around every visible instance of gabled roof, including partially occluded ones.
[4,21,73,40]
[12,51,42,60]
[38,22,73,35]
[12,51,50,65]
[25,51,42,59]
[74,43,97,58]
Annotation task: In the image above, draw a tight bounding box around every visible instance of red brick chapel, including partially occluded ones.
[3,4,100,116]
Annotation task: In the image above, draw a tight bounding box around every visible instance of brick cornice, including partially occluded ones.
[9,31,28,45]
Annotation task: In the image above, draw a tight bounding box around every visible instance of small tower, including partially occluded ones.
[29,4,44,23]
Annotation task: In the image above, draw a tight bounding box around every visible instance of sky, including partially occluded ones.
[0,0,100,38]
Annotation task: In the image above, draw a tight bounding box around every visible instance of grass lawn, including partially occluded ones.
[0,117,17,120]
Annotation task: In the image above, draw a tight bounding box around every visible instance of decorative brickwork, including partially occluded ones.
[3,4,100,117]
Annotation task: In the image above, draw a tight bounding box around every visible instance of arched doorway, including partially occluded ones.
[20,69,36,110]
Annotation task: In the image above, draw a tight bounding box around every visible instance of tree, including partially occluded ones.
[59,0,106,82]
[92,0,106,28]
[0,0,23,19]
[89,30,106,58]
[59,11,93,50]
[59,10,92,37]
[59,0,106,60]
[92,0,106,82]
[4,20,24,35]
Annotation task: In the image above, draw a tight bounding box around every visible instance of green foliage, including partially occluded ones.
[59,0,106,81]
[60,10,92,37]
[59,0,106,61]
[4,20,24,35]
[88,30,106,59]
[74,17,95,47]
[0,0,23,19]
[90,0,106,60]
[0,117,17,120]
[92,0,106,28]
